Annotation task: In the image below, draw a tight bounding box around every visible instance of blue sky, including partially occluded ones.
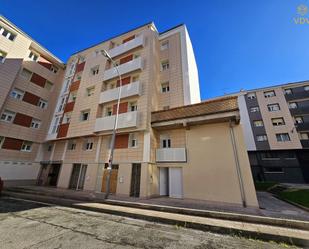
[1,0,309,99]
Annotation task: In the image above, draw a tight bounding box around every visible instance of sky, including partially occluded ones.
[1,0,309,100]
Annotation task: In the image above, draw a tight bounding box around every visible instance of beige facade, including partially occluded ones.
[0,16,258,207]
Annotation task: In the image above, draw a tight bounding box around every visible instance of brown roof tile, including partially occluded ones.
[151,96,238,123]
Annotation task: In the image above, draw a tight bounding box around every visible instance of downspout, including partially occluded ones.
[229,120,247,207]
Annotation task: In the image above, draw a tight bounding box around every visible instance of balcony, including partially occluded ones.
[156,148,187,162]
[290,105,309,115]
[301,140,309,148]
[99,81,141,104]
[94,111,138,132]
[103,57,142,81]
[108,35,144,58]
[296,122,309,131]
[285,91,309,101]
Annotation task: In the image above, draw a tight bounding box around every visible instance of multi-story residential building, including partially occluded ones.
[0,16,258,207]
[0,16,65,186]
[224,81,309,184]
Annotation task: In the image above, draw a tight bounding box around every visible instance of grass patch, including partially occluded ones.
[279,189,309,208]
[254,181,277,191]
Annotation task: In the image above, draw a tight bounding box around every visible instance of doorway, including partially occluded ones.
[37,163,61,187]
[130,163,141,197]
[159,167,169,196]
[69,164,88,190]
[101,164,119,194]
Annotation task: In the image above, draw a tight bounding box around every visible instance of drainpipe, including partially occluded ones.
[229,120,247,207]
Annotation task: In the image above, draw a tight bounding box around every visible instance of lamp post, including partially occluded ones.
[101,49,122,199]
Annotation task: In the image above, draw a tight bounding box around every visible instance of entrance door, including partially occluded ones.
[48,164,61,187]
[69,164,88,190]
[130,163,141,197]
[169,168,183,198]
[159,167,169,196]
[101,164,118,194]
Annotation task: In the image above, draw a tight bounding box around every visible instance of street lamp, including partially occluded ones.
[101,49,122,199]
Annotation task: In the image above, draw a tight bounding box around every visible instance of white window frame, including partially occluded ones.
[161,82,170,93]
[10,88,24,100]
[271,118,285,126]
[129,133,138,148]
[1,110,15,123]
[91,66,99,76]
[67,140,77,150]
[250,107,259,113]
[28,51,39,62]
[50,65,58,74]
[161,60,169,71]
[0,26,16,41]
[247,93,256,99]
[44,81,54,91]
[294,116,303,124]
[253,120,263,127]
[276,133,291,142]
[289,102,298,109]
[160,40,169,51]
[264,90,276,98]
[84,138,94,151]
[21,141,32,152]
[284,88,292,95]
[129,102,137,112]
[86,87,95,97]
[0,50,7,63]
[20,68,32,80]
[256,135,267,142]
[31,119,41,129]
[81,110,90,121]
[267,103,280,112]
[63,113,71,124]
[160,135,171,148]
[38,99,48,109]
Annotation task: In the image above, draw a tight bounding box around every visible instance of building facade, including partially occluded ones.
[0,16,65,185]
[0,16,258,207]
[234,81,309,183]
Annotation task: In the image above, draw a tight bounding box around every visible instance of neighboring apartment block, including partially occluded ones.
[0,16,258,207]
[0,16,65,185]
[229,81,309,183]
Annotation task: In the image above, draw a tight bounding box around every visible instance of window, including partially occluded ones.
[272,117,285,126]
[67,140,77,150]
[69,92,77,102]
[63,113,71,124]
[0,136,4,148]
[267,103,280,112]
[81,110,90,121]
[256,135,267,142]
[31,119,41,129]
[304,86,309,91]
[50,65,58,74]
[129,102,137,112]
[247,93,256,99]
[289,102,298,109]
[264,90,276,98]
[250,106,259,112]
[129,133,138,148]
[161,40,169,50]
[10,88,24,100]
[21,141,32,152]
[132,75,139,82]
[264,167,283,173]
[20,68,32,80]
[28,51,39,61]
[161,60,169,71]
[0,26,16,41]
[253,120,263,127]
[44,81,53,91]
[261,152,279,160]
[161,135,171,148]
[38,99,48,109]
[106,107,112,116]
[83,138,93,151]
[295,116,303,124]
[284,88,292,95]
[0,50,7,63]
[91,66,99,75]
[47,144,53,152]
[161,82,170,93]
[1,110,15,122]
[79,56,85,63]
[57,96,67,112]
[86,87,95,97]
[276,133,290,142]
[299,132,309,140]
[51,116,61,134]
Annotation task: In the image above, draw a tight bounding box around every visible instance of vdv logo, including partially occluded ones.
[294,4,309,24]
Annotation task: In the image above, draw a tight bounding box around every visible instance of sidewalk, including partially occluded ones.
[2,188,309,247]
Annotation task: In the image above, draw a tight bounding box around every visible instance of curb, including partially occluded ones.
[4,188,309,231]
[274,195,309,212]
[2,191,309,247]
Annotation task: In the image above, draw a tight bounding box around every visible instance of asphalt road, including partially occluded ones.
[0,197,299,249]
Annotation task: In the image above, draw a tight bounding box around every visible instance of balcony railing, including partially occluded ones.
[156,148,187,162]
[108,35,144,58]
[103,57,142,81]
[94,111,138,132]
[99,81,141,104]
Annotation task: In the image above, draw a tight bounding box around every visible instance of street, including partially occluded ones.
[0,197,299,249]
